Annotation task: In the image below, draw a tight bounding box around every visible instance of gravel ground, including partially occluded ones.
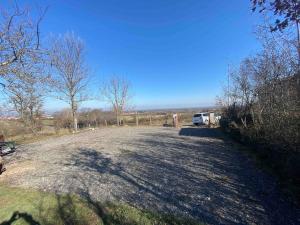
[1,126,299,225]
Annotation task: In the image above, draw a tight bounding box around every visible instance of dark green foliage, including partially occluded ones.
[251,0,300,32]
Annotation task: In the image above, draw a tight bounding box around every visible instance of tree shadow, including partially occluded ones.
[64,147,235,224]
[55,194,85,225]
[30,187,96,225]
[0,211,40,225]
[179,127,222,138]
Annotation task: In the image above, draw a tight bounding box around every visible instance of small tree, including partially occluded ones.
[49,32,89,132]
[3,64,46,132]
[101,77,131,126]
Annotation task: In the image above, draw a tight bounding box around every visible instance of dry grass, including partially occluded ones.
[0,119,72,144]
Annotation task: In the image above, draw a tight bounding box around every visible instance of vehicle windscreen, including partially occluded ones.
[193,114,202,117]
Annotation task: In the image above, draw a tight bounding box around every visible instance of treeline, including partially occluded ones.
[53,109,116,131]
[218,33,299,150]
[218,0,300,151]
[53,108,198,131]
[218,0,300,200]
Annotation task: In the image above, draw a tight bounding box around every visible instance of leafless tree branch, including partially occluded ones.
[49,32,89,132]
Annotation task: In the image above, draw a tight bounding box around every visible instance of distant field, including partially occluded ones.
[0,109,220,144]
[121,111,195,126]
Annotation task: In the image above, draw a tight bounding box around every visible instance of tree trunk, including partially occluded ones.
[116,113,119,126]
[136,112,139,126]
[71,98,78,132]
[72,110,78,132]
[74,115,78,132]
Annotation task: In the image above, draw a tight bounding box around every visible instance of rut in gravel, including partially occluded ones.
[1,126,299,225]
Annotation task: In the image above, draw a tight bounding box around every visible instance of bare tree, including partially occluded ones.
[0,3,48,132]
[218,29,298,149]
[0,3,48,77]
[3,63,46,132]
[101,77,131,126]
[49,32,89,132]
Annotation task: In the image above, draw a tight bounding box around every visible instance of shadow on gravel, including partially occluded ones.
[179,127,222,138]
[64,128,299,225]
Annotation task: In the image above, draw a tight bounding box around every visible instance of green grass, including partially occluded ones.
[0,185,202,225]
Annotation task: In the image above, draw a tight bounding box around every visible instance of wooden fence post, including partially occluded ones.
[165,114,168,126]
[136,112,139,126]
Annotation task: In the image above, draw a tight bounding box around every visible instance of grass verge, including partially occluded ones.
[0,185,201,225]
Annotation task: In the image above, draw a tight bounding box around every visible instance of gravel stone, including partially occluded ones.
[1,126,299,225]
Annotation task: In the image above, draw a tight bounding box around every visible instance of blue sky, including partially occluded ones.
[3,0,262,111]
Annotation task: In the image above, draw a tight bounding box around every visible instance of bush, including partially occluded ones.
[53,109,73,131]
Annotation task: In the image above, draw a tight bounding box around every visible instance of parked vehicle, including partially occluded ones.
[192,112,209,125]
[0,142,15,156]
[0,135,15,156]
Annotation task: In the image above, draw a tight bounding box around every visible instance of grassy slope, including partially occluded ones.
[0,185,201,225]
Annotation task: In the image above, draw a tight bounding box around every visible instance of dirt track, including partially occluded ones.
[1,126,299,224]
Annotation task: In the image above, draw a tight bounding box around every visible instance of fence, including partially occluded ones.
[119,112,197,127]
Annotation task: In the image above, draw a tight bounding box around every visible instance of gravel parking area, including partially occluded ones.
[1,126,299,224]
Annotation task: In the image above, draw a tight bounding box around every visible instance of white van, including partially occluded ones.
[192,112,209,125]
